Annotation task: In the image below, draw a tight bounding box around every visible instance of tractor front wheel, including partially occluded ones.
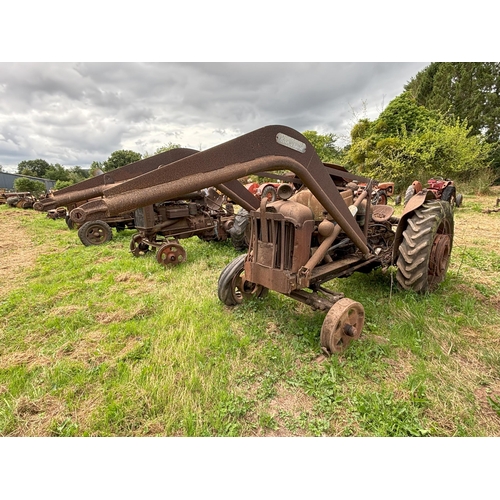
[218,254,268,306]
[78,220,112,246]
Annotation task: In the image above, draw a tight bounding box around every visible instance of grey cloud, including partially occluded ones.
[0,62,428,171]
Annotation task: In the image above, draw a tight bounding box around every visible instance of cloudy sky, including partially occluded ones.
[0,62,429,173]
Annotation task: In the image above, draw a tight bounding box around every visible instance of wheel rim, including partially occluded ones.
[320,298,365,353]
[429,233,451,283]
[130,234,149,256]
[85,224,108,244]
[156,243,186,266]
[231,271,265,304]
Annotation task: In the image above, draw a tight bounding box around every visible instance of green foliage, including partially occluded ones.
[54,180,74,190]
[345,92,493,189]
[102,150,142,172]
[13,177,46,196]
[302,130,343,163]
[142,142,183,158]
[17,159,51,177]
[44,163,70,182]
[406,62,500,179]
[89,161,104,177]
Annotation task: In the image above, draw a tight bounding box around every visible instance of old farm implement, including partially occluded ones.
[69,125,454,354]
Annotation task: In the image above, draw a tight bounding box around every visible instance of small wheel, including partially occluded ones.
[65,214,75,230]
[320,298,365,353]
[130,234,150,257]
[156,242,186,266]
[261,185,277,202]
[218,254,268,305]
[78,220,112,246]
[455,193,463,208]
[373,191,387,205]
[394,195,402,206]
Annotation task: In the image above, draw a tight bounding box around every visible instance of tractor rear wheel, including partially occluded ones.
[78,220,112,246]
[441,185,457,208]
[218,254,268,306]
[396,200,454,292]
[261,185,277,202]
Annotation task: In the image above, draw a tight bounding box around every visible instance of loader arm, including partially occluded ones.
[70,125,372,257]
[33,147,199,212]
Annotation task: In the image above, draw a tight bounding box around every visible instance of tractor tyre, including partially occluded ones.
[218,254,268,306]
[229,208,250,250]
[78,220,113,246]
[455,193,463,208]
[261,185,277,202]
[404,185,415,206]
[441,185,457,208]
[396,200,454,292]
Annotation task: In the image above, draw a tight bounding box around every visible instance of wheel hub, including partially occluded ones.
[429,234,451,278]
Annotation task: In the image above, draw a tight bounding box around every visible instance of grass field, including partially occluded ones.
[1,188,499,437]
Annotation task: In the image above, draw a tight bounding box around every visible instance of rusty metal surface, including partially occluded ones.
[33,147,199,212]
[71,125,371,256]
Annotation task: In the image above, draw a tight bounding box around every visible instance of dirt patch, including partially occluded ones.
[0,208,39,297]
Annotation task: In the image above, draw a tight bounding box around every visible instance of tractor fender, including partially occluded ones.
[392,189,437,263]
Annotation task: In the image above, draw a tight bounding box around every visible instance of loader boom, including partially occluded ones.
[71,125,372,256]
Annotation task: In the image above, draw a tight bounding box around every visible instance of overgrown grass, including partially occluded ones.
[1,190,499,436]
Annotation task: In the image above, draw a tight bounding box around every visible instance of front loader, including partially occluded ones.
[70,125,454,354]
[33,148,199,245]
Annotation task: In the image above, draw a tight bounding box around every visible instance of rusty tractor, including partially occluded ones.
[68,125,455,354]
[404,178,463,209]
[33,148,200,246]
[3,192,37,209]
[126,188,238,266]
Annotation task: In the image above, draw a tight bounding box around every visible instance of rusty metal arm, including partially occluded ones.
[33,147,199,212]
[70,126,372,256]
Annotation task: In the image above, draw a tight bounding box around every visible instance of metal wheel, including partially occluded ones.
[396,200,454,292]
[218,254,268,305]
[130,234,150,257]
[156,242,187,266]
[320,298,365,354]
[78,220,112,246]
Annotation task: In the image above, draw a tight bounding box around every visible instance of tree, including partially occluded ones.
[302,130,343,163]
[17,159,51,178]
[102,150,142,172]
[89,161,104,177]
[13,177,46,197]
[405,62,500,178]
[44,163,71,182]
[345,92,493,190]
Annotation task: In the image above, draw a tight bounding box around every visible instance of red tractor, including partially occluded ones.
[404,178,463,208]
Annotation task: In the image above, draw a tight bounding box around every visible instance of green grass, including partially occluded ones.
[1,191,500,436]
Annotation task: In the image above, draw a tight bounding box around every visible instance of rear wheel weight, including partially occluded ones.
[396,200,454,292]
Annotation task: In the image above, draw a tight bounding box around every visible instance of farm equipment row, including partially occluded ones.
[63,125,454,354]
